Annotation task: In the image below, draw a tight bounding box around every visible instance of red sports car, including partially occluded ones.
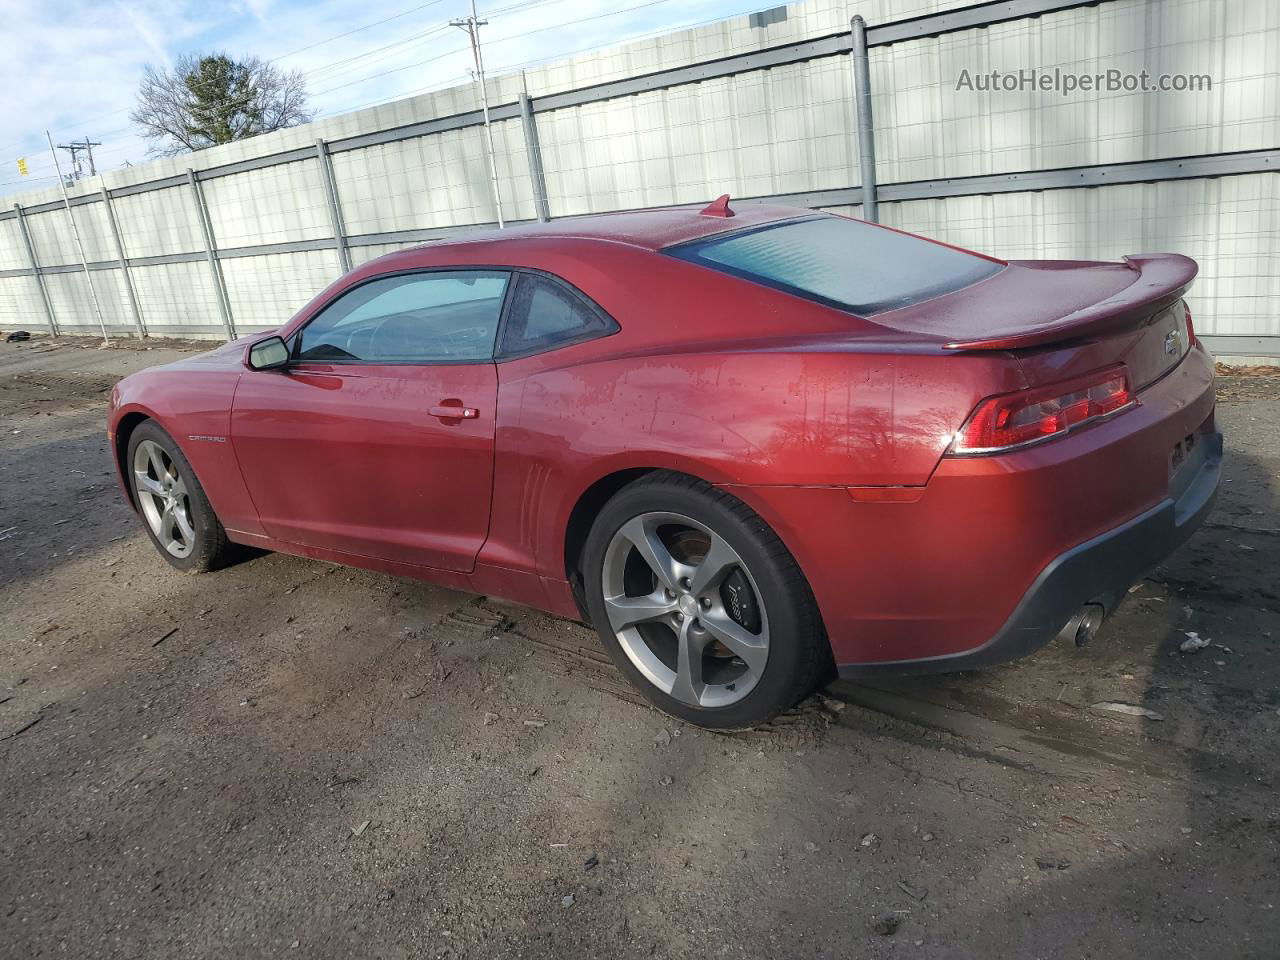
[108,199,1221,728]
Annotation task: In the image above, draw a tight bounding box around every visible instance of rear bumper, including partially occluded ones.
[837,430,1221,677]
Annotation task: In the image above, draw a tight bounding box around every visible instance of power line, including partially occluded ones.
[293,2,565,95]
[302,1,785,126]
[0,1,457,160]
[0,173,59,188]
[312,43,469,96]
[3,0,768,189]
[0,0,560,162]
[482,0,553,15]
[489,3,771,72]
[269,0,450,63]
[253,2,775,126]
[304,24,455,86]
[304,0,677,102]
[312,72,472,118]
[490,0,678,43]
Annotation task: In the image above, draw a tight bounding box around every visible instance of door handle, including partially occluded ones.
[429,402,480,421]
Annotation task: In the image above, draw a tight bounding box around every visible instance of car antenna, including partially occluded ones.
[699,194,734,218]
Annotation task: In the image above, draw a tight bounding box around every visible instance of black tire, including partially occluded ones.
[581,471,832,729]
[126,420,236,573]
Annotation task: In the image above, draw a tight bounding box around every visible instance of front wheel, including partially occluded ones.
[127,421,236,573]
[582,473,831,729]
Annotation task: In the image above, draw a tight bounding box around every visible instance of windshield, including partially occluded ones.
[668,215,1003,315]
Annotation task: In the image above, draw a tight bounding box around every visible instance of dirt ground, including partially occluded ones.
[2,334,1278,960]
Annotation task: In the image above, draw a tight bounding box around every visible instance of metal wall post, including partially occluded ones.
[518,92,551,223]
[187,169,236,340]
[315,139,352,274]
[850,15,879,223]
[13,204,57,336]
[101,188,145,339]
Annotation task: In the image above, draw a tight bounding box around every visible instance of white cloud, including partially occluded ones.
[0,0,214,191]
[240,0,274,24]
[110,0,176,70]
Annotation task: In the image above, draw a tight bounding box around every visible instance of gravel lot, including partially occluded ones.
[2,335,1278,959]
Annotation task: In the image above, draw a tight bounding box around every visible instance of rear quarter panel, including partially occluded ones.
[482,343,1025,585]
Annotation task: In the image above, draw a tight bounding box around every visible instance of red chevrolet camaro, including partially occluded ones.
[108,198,1221,727]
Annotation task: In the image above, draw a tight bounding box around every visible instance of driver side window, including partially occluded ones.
[296,270,510,363]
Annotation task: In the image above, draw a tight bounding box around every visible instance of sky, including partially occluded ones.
[0,0,766,198]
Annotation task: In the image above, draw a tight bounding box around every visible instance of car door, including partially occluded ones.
[230,269,509,573]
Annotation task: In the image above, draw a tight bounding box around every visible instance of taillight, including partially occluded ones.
[1184,301,1197,346]
[948,365,1136,456]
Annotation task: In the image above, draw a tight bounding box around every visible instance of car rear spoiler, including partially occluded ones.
[943,253,1198,351]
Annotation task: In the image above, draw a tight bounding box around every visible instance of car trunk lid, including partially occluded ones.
[866,252,1197,389]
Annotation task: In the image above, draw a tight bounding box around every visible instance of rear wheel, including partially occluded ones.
[582,473,831,728]
[127,421,235,573]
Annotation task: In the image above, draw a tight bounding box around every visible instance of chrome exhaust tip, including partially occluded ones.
[1060,603,1106,647]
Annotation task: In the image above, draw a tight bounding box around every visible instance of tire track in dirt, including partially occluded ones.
[469,595,1276,798]
[472,598,837,747]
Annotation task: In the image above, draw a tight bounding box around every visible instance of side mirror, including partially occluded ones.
[246,336,290,371]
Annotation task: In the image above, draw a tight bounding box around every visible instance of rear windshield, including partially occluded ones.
[668,215,1003,315]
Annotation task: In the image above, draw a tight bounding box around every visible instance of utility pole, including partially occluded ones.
[46,131,110,345]
[55,137,102,184]
[451,0,504,228]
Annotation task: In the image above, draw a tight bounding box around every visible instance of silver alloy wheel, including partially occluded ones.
[601,511,770,708]
[132,439,196,559]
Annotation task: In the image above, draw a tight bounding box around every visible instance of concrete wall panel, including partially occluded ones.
[349,242,419,267]
[202,159,333,248]
[0,274,46,329]
[220,250,338,329]
[872,0,1280,183]
[109,186,204,259]
[43,269,131,333]
[333,118,533,236]
[128,261,221,332]
[0,217,32,271]
[24,202,116,265]
[540,55,857,215]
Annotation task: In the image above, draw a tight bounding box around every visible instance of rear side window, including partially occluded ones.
[498,273,616,357]
[668,216,1003,315]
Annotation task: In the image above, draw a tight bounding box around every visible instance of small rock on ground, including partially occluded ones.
[871,913,901,936]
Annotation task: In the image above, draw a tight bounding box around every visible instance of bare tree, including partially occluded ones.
[131,53,313,157]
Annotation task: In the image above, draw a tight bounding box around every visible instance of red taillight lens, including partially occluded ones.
[949,366,1136,456]
[1184,301,1197,346]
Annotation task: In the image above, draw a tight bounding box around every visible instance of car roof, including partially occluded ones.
[428,201,810,253]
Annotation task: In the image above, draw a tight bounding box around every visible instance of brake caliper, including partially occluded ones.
[720,569,761,634]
